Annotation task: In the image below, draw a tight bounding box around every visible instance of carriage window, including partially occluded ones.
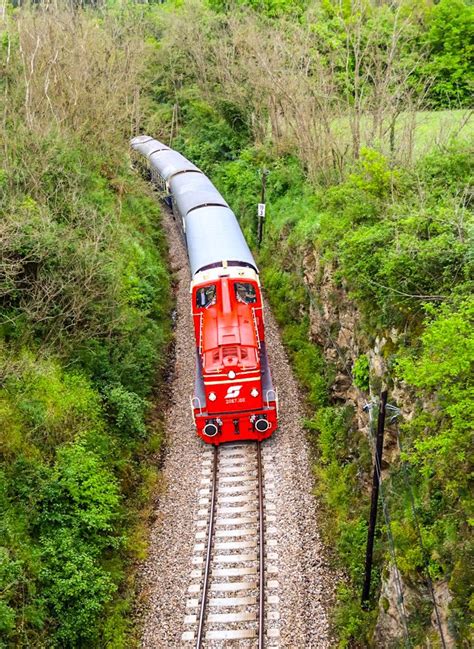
[234,282,257,304]
[196,284,216,308]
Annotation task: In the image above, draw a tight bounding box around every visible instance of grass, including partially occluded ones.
[328,109,473,162]
[409,109,473,155]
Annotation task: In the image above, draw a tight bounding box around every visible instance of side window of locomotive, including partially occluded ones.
[196,284,217,309]
[234,282,257,304]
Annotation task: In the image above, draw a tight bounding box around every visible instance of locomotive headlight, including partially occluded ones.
[251,388,259,397]
[228,371,236,379]
[208,392,217,401]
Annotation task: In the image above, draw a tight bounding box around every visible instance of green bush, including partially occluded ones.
[38,444,122,646]
[393,298,473,641]
[321,145,473,329]
[308,406,375,642]
[104,385,148,440]
[352,355,370,391]
[1,358,103,454]
[0,548,21,637]
[207,0,308,18]
[174,98,248,175]
[334,584,377,648]
[39,531,117,646]
[397,298,473,492]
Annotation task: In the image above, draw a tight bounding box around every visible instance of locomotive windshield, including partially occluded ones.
[234,282,257,304]
[196,284,216,308]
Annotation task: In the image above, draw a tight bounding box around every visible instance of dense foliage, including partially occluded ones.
[0,137,172,647]
[1,5,171,647]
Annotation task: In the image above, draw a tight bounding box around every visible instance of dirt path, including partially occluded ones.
[137,208,336,648]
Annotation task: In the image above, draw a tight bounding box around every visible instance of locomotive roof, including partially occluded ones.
[131,136,258,277]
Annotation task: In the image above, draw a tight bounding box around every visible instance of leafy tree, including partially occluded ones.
[422,0,474,107]
[397,298,473,491]
[207,0,308,17]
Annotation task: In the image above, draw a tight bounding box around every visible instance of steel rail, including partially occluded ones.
[195,445,218,649]
[195,442,265,648]
[257,441,265,649]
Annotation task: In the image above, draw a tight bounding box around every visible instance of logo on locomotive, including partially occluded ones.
[225,385,243,400]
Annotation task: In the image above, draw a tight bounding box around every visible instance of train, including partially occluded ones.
[131,135,278,445]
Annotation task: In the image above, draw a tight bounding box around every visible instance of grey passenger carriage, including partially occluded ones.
[131,135,258,277]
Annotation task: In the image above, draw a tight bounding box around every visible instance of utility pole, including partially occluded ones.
[257,169,268,247]
[361,389,388,608]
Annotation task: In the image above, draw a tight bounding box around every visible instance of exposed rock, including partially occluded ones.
[431,581,456,648]
[374,573,457,649]
[368,338,387,378]
[332,372,353,399]
[374,564,412,647]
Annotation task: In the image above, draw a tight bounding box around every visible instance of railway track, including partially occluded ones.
[182,442,280,647]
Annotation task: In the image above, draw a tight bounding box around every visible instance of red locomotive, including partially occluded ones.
[131,136,278,444]
[191,266,277,443]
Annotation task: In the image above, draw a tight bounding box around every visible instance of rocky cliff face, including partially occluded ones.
[302,248,456,647]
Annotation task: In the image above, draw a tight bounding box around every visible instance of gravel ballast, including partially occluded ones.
[137,207,337,648]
